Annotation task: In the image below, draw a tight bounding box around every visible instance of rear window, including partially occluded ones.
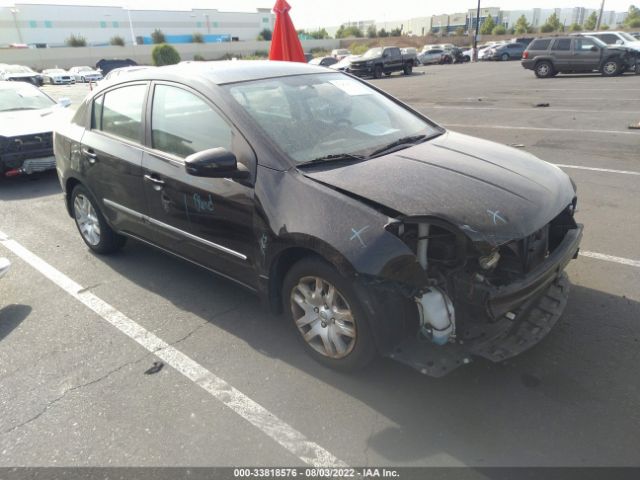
[528,39,551,50]
[552,39,572,51]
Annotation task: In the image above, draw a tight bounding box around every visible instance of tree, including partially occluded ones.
[492,25,506,35]
[390,27,402,37]
[192,32,204,43]
[625,5,640,27]
[152,44,181,66]
[151,29,165,44]
[257,28,272,41]
[454,26,465,36]
[109,35,125,46]
[584,11,598,30]
[367,25,377,38]
[600,24,610,30]
[335,25,363,38]
[66,34,86,47]
[514,15,531,34]
[542,12,563,32]
[309,28,329,39]
[480,15,495,35]
[568,23,582,32]
[540,23,554,33]
[377,28,389,37]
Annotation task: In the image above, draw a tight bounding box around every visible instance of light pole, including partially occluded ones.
[204,13,211,34]
[596,0,605,30]
[473,0,481,62]
[9,7,24,44]
[126,8,137,45]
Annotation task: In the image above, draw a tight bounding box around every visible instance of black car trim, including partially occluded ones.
[121,231,256,292]
[103,198,247,261]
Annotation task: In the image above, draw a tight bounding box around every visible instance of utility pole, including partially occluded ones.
[596,0,605,30]
[9,8,24,44]
[473,0,481,62]
[127,8,137,45]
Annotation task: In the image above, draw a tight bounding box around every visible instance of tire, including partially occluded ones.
[501,53,510,61]
[534,61,554,78]
[403,64,413,75]
[282,257,376,371]
[81,76,86,83]
[601,59,621,76]
[384,72,392,76]
[463,55,470,62]
[373,65,383,79]
[71,184,126,254]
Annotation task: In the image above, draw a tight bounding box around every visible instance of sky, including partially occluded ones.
[0,1,634,28]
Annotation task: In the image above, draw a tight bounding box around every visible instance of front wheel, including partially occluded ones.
[602,59,621,76]
[501,53,510,61]
[71,185,126,254]
[373,65,383,79]
[283,257,376,371]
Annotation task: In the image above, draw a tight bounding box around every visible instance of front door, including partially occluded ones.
[141,82,257,288]
[571,37,603,71]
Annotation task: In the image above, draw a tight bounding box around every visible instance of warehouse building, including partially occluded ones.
[0,3,274,47]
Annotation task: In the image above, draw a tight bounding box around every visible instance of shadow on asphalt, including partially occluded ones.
[0,171,61,201]
[94,239,640,465]
[0,304,32,342]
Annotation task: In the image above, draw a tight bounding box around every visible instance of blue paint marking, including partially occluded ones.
[487,209,507,225]
[350,226,370,248]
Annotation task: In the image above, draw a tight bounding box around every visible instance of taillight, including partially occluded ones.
[522,51,529,59]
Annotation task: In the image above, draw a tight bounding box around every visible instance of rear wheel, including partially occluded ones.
[534,61,554,78]
[403,64,413,75]
[501,53,510,61]
[373,65,383,79]
[283,257,376,371]
[71,185,126,254]
[602,59,621,76]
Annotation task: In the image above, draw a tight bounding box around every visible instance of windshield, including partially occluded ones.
[225,73,440,164]
[361,48,383,59]
[619,32,637,42]
[77,66,92,71]
[0,83,55,112]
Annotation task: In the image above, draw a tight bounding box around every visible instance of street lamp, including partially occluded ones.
[473,0,481,62]
[9,7,24,44]
[126,8,137,45]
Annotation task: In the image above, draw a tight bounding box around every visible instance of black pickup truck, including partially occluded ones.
[349,46,417,78]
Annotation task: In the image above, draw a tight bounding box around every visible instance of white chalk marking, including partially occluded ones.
[554,164,640,176]
[443,123,640,136]
[0,230,346,468]
[580,251,640,269]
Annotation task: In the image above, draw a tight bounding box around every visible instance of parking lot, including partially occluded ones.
[1,61,639,467]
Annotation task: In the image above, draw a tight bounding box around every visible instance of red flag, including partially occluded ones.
[269,0,306,63]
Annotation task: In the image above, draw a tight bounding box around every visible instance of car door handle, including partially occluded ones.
[82,148,97,164]
[144,174,165,190]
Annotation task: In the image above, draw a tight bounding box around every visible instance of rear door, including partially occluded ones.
[386,47,402,71]
[141,82,257,288]
[550,38,573,69]
[572,37,602,71]
[79,82,153,238]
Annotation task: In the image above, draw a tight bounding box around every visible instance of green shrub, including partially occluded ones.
[151,29,166,44]
[110,35,125,46]
[349,43,371,55]
[66,34,87,47]
[193,54,205,61]
[540,24,554,33]
[152,44,181,66]
[192,32,204,43]
[492,25,507,35]
[568,23,582,32]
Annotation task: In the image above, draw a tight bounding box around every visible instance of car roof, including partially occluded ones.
[0,80,39,90]
[111,60,331,85]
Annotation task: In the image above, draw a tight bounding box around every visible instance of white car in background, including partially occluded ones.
[573,31,640,52]
[0,81,71,177]
[331,48,351,61]
[68,66,103,83]
[41,68,75,85]
[329,54,360,72]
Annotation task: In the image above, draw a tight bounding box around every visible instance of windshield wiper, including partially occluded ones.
[297,153,367,167]
[369,134,429,158]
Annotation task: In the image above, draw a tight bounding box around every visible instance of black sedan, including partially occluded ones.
[54,61,582,375]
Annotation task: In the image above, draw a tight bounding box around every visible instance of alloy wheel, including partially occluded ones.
[603,62,618,75]
[290,276,356,359]
[74,194,101,246]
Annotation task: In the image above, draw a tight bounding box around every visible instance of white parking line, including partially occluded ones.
[580,251,640,268]
[554,164,640,176]
[443,124,640,136]
[0,230,346,468]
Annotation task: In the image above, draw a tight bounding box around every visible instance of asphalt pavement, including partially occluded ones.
[1,62,639,468]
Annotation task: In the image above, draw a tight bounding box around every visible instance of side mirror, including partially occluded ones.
[57,97,71,108]
[590,46,598,52]
[185,147,249,179]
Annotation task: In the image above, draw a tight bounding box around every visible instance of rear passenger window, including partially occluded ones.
[151,84,232,158]
[552,39,572,51]
[593,34,618,45]
[97,84,146,143]
[529,39,551,50]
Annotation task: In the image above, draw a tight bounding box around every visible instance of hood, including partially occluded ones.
[301,131,576,247]
[0,107,68,137]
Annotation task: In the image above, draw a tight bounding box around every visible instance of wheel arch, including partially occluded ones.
[64,176,83,216]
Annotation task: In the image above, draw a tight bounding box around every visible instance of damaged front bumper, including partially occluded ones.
[388,224,583,377]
